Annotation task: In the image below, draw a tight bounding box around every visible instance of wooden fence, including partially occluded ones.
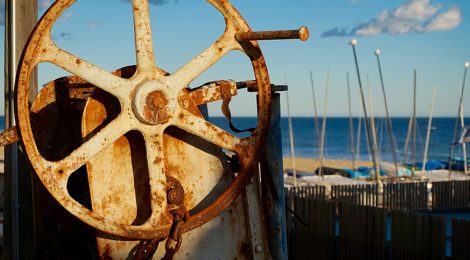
[337,203,386,259]
[383,182,428,211]
[285,185,325,200]
[332,184,378,207]
[452,218,470,260]
[285,196,470,259]
[391,211,445,260]
[286,179,470,211]
[285,197,335,259]
[432,180,470,210]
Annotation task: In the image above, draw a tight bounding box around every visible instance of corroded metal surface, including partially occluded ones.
[16,0,275,240]
[189,80,237,105]
[0,126,19,146]
[29,74,101,258]
[236,26,309,41]
[30,69,255,258]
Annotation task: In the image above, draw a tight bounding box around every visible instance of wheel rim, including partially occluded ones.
[16,0,271,239]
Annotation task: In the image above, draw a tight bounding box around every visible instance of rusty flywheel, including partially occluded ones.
[15,0,307,240]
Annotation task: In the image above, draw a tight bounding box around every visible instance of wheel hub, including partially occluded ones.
[133,80,173,125]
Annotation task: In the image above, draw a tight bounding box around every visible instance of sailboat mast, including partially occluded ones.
[448,62,469,177]
[403,117,412,164]
[412,70,417,177]
[349,39,381,184]
[286,88,297,186]
[356,111,362,161]
[319,69,331,177]
[310,70,321,157]
[347,72,356,169]
[422,87,436,171]
[460,105,467,174]
[367,76,380,165]
[375,49,399,175]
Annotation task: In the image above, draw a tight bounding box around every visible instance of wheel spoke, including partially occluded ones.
[167,33,235,90]
[142,131,168,225]
[41,43,129,99]
[49,115,129,179]
[132,0,155,73]
[173,109,241,153]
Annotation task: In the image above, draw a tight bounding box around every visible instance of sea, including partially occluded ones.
[2,115,463,162]
[210,116,463,163]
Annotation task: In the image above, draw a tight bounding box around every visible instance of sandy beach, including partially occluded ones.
[283,156,373,173]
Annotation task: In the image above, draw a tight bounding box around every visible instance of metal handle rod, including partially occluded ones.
[235,26,309,41]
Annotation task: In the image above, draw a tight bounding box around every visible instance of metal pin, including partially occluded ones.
[235,26,309,42]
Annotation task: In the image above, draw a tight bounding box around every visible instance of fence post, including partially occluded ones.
[325,184,331,200]
[378,182,383,208]
[427,182,433,210]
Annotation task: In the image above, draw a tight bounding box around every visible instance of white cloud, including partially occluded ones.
[355,25,383,36]
[418,6,461,32]
[322,0,462,37]
[394,0,439,20]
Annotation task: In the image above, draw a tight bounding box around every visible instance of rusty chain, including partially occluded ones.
[162,207,189,260]
[162,176,189,260]
[128,208,189,260]
[129,177,189,259]
[129,239,163,260]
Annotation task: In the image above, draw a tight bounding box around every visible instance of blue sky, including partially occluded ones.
[1,0,469,117]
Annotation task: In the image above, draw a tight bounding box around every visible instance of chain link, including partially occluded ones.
[129,239,162,260]
[162,207,189,260]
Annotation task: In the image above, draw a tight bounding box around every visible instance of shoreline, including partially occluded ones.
[282,157,373,172]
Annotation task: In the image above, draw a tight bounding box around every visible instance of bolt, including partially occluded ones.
[255,244,262,253]
[144,90,169,124]
[166,176,184,206]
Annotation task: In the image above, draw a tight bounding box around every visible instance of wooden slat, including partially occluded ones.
[453,219,470,260]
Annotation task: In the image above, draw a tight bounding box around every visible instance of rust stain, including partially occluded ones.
[165,176,185,206]
[144,90,170,124]
[0,126,19,146]
[101,244,113,260]
[187,80,237,106]
[239,241,253,259]
[153,157,162,164]
[184,190,194,209]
